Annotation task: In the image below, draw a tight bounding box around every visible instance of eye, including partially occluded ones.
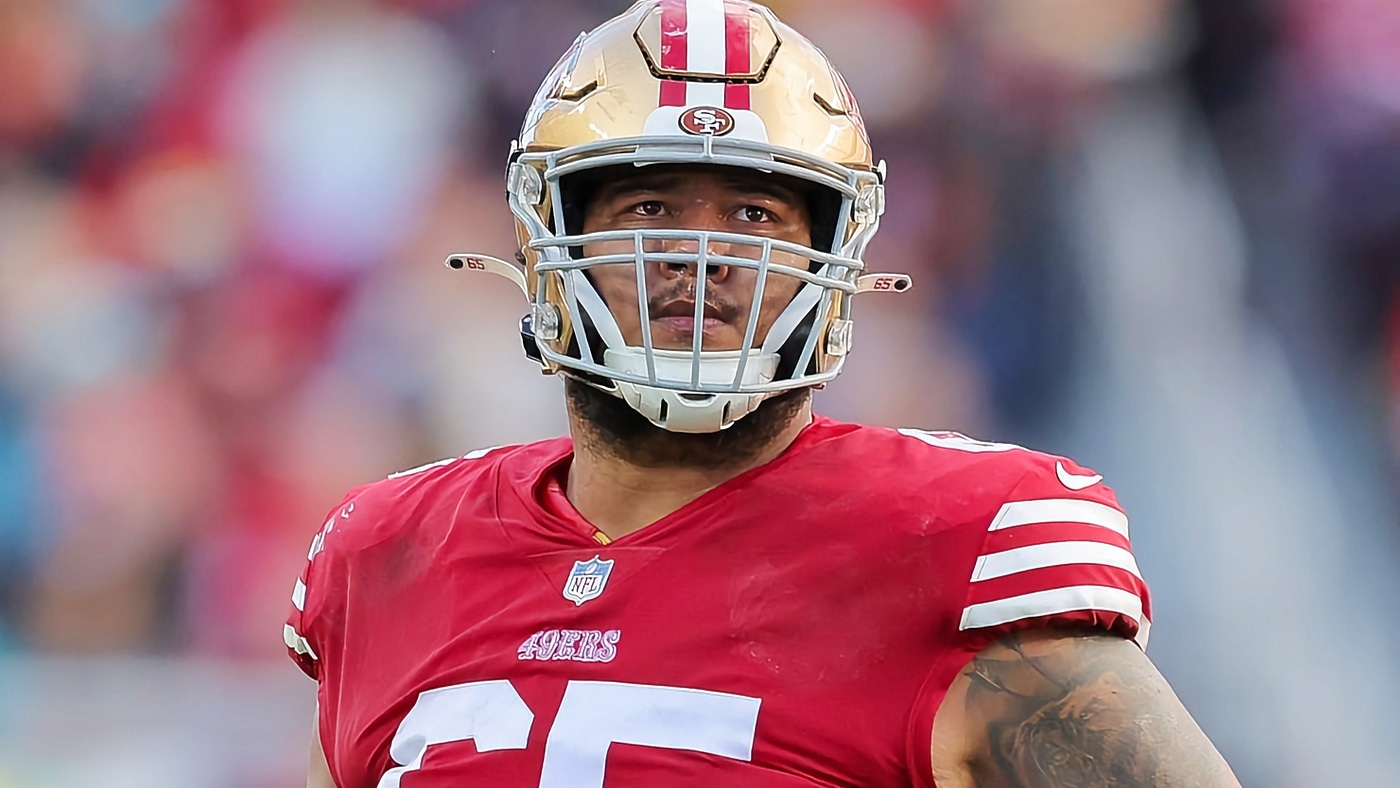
[630,200,666,217]
[737,205,774,223]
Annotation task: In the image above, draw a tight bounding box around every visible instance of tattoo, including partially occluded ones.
[962,631,1234,787]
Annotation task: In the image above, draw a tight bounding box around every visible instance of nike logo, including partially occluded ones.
[1056,461,1103,490]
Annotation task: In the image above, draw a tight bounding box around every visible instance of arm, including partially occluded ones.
[930,629,1240,787]
[308,702,338,788]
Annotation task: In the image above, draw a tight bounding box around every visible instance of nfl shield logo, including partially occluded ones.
[563,556,614,606]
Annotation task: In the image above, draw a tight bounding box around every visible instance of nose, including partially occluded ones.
[651,232,734,283]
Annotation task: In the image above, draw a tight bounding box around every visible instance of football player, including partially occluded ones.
[287,1,1242,786]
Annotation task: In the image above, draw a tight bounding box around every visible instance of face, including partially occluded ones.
[580,166,814,352]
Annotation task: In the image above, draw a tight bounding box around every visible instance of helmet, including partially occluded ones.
[449,0,911,433]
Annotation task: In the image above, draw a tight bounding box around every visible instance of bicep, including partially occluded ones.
[308,701,337,788]
[930,629,1240,788]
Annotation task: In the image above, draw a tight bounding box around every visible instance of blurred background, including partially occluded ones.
[0,0,1397,784]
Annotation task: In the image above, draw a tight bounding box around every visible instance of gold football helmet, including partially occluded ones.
[449,0,911,433]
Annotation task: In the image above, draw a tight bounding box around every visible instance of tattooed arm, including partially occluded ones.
[929,629,1240,788]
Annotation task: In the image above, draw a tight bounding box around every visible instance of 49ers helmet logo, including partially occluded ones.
[679,106,736,136]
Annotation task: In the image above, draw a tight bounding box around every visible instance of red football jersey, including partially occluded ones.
[285,417,1149,787]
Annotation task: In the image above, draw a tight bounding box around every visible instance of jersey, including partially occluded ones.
[284,418,1150,788]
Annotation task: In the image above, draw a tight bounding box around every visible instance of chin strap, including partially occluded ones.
[603,348,780,433]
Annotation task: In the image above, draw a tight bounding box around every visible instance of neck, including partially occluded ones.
[563,383,812,541]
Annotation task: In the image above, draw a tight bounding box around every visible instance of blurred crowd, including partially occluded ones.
[0,0,1398,784]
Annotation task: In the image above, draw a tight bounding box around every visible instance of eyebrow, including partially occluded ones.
[722,176,803,204]
[593,172,804,207]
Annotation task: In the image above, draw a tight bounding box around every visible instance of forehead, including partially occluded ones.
[589,165,807,206]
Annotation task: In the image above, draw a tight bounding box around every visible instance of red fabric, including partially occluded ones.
[963,457,1151,625]
[287,419,1149,787]
[659,0,688,106]
[724,0,751,109]
[963,564,1148,608]
[980,520,1133,554]
[534,454,603,542]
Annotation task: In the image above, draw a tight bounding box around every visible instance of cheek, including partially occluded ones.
[752,269,806,337]
[579,255,643,327]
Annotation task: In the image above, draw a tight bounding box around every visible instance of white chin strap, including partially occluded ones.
[604,348,780,433]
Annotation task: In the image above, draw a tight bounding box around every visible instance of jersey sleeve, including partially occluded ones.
[284,493,357,680]
[956,455,1151,649]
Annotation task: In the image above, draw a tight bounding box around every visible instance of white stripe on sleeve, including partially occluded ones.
[292,578,307,611]
[989,498,1129,537]
[283,624,319,660]
[959,585,1144,631]
[971,540,1143,583]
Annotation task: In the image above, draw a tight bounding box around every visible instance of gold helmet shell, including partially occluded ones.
[521,0,873,167]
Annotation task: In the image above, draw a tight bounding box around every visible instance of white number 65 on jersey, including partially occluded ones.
[379,679,761,787]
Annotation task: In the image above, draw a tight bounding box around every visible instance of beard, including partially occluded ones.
[565,377,810,471]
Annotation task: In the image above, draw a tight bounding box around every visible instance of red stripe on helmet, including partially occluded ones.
[660,80,687,106]
[659,0,688,106]
[723,0,750,109]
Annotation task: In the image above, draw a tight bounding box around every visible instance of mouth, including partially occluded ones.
[650,299,729,334]
[653,316,727,333]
